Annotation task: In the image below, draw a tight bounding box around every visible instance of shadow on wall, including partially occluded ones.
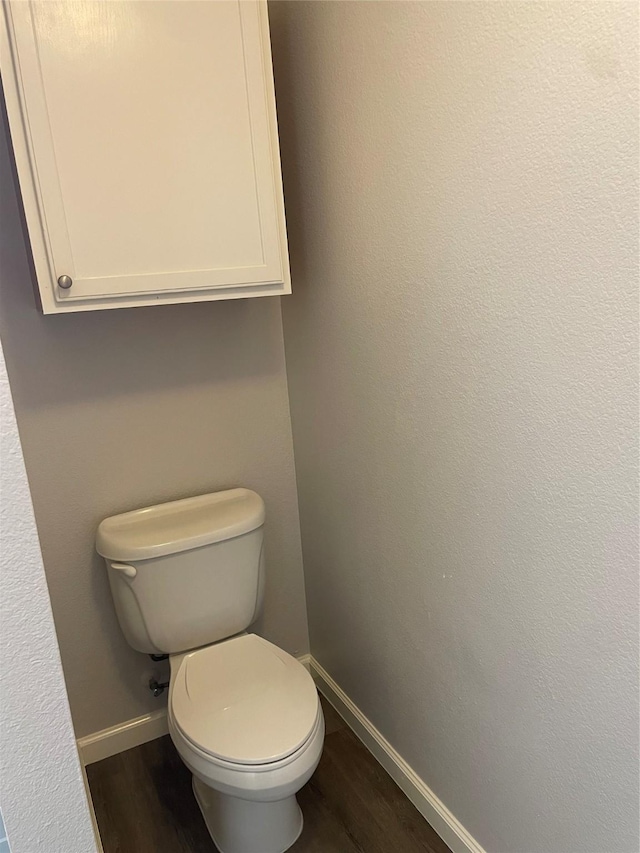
[268,4,309,293]
[0,291,285,410]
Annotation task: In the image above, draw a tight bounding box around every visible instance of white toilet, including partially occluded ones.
[96,488,324,853]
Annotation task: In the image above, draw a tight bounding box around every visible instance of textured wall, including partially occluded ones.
[0,337,98,853]
[0,113,308,738]
[270,2,639,852]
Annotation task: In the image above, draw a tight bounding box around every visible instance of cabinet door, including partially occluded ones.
[1,0,290,312]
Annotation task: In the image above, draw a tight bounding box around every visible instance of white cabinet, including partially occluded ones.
[1,0,290,313]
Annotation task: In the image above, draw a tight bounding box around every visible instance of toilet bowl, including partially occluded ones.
[168,634,324,853]
[97,489,324,853]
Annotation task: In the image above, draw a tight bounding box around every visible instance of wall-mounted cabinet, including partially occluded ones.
[1,0,290,313]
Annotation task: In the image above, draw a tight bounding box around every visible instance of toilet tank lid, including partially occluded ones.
[96,489,265,562]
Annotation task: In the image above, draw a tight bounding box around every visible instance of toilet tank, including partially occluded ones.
[96,489,265,655]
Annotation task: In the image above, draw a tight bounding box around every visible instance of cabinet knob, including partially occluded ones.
[57,274,73,289]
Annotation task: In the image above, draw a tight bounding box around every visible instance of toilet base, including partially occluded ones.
[192,776,304,853]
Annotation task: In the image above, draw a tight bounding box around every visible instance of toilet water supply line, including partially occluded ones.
[148,653,170,697]
[149,678,169,697]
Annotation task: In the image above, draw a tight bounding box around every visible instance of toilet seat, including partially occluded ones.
[171,706,324,775]
[171,634,319,766]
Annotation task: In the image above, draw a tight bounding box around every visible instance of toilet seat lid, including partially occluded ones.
[171,634,319,765]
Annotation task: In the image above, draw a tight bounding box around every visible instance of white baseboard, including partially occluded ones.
[80,761,105,851]
[310,657,486,853]
[297,652,311,672]
[78,709,168,766]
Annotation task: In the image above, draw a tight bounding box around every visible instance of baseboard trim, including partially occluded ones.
[297,652,311,672]
[78,709,168,766]
[309,657,486,853]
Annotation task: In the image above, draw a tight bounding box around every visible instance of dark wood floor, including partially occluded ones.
[87,697,452,853]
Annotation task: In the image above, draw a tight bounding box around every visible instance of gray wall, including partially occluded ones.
[270,2,639,852]
[0,115,309,739]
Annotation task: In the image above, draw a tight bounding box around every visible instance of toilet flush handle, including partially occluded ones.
[110,562,137,579]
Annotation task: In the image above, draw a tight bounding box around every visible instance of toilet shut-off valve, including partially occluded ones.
[149,677,169,698]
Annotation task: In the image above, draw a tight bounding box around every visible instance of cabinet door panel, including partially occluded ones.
[2,0,288,311]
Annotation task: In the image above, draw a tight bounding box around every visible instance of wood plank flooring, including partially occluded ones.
[87,697,452,853]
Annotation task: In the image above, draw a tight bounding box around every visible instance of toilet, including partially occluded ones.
[96,488,324,853]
